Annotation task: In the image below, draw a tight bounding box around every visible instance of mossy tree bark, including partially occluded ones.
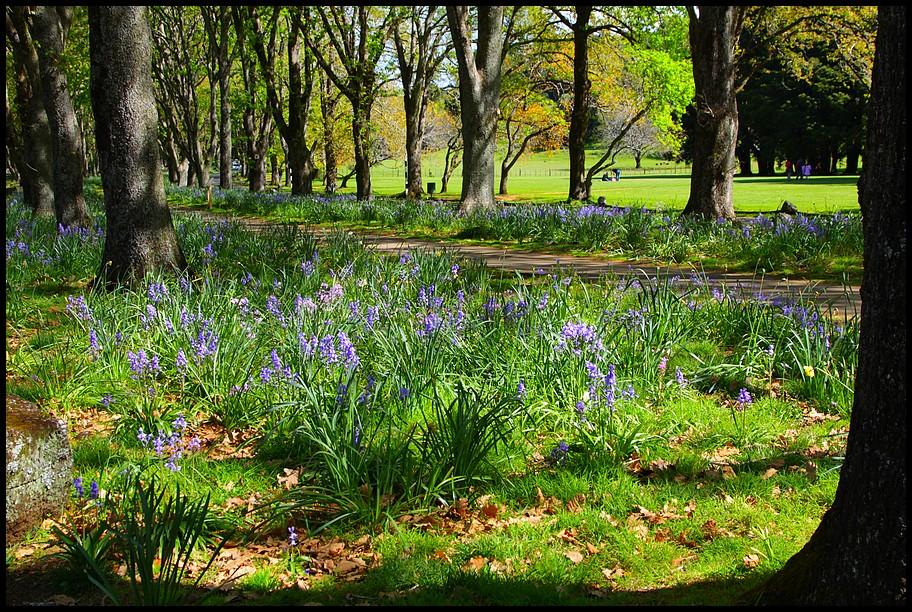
[755,6,906,605]
[88,6,187,289]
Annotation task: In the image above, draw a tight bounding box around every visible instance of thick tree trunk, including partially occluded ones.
[89,6,187,288]
[634,153,642,169]
[32,6,92,227]
[498,158,510,195]
[7,8,55,218]
[448,6,505,213]
[567,6,592,202]
[681,6,745,220]
[755,7,906,604]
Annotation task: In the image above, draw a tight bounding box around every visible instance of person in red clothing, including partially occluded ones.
[785,158,793,180]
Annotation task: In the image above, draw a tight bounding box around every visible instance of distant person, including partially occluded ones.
[785,159,793,180]
[613,168,621,181]
[802,162,812,180]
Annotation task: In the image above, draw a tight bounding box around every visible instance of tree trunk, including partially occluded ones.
[89,6,187,289]
[270,154,279,186]
[249,149,267,192]
[448,6,505,213]
[755,7,906,604]
[634,153,642,169]
[319,73,339,194]
[498,158,510,195]
[845,141,861,174]
[7,8,56,218]
[736,131,753,176]
[351,103,372,200]
[440,134,462,194]
[33,6,92,228]
[217,9,232,190]
[404,97,424,198]
[567,6,592,202]
[681,6,745,220]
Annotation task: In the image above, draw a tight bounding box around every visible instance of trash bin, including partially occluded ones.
[427,182,436,195]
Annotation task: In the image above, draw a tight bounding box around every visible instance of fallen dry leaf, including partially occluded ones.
[462,556,487,572]
[566,494,586,513]
[481,503,500,519]
[564,550,584,564]
[586,543,600,555]
[277,468,300,490]
[761,468,778,480]
[743,554,761,569]
[602,565,625,581]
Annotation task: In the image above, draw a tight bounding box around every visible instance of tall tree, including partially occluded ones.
[88,6,187,288]
[318,66,343,194]
[202,7,233,190]
[303,7,399,201]
[754,6,906,604]
[6,7,55,217]
[681,6,747,220]
[248,6,319,196]
[148,6,214,189]
[393,6,451,199]
[31,5,92,228]
[447,6,506,213]
[230,7,273,193]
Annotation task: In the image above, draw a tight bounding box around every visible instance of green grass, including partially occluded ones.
[329,148,860,213]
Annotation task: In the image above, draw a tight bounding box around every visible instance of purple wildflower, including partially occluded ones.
[288,526,298,547]
[737,388,753,410]
[89,480,99,500]
[74,477,84,498]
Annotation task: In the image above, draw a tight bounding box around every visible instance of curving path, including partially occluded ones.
[173,207,862,322]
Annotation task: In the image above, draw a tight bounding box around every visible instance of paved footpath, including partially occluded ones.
[174,208,861,322]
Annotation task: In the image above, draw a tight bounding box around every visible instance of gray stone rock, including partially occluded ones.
[6,395,73,544]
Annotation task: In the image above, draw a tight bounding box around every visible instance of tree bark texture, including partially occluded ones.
[567,6,592,202]
[447,6,505,213]
[7,8,55,218]
[32,6,92,228]
[756,6,906,604]
[89,6,188,289]
[681,6,746,220]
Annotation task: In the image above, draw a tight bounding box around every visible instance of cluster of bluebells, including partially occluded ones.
[65,295,95,323]
[259,349,298,384]
[73,476,100,502]
[137,414,201,472]
[298,330,360,369]
[736,387,753,410]
[127,349,161,380]
[555,321,604,357]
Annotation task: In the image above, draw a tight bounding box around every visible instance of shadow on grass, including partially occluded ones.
[6,551,774,606]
